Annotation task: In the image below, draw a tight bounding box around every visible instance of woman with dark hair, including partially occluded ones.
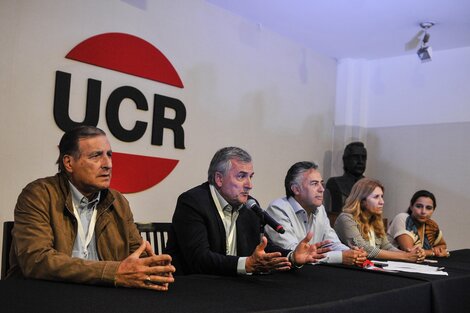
[388,190,449,258]
[334,178,424,262]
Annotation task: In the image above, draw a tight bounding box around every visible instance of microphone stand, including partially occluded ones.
[253,208,266,242]
[252,208,273,275]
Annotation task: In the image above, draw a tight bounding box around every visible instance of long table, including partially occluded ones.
[408,249,470,313]
[1,250,469,313]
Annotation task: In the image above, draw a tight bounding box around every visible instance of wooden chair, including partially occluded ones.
[1,221,14,280]
[135,222,171,255]
[327,212,340,228]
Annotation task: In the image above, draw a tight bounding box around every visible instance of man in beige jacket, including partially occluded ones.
[8,126,175,291]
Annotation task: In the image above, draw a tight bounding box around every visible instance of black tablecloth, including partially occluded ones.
[1,249,469,313]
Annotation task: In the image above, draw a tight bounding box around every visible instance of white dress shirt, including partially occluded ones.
[265,196,349,264]
[209,184,248,274]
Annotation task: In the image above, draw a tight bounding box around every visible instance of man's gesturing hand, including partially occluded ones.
[245,236,291,274]
[292,232,330,265]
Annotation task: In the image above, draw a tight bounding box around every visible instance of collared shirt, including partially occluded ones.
[368,227,377,247]
[209,184,247,274]
[69,182,100,260]
[265,196,349,264]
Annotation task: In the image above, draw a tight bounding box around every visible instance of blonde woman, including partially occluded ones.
[334,178,424,262]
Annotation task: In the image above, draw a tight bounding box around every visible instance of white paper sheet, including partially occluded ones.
[371,260,448,275]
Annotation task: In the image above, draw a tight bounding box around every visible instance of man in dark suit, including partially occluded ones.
[166,147,328,275]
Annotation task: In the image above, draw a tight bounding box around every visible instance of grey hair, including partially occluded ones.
[208,147,252,185]
[284,161,319,198]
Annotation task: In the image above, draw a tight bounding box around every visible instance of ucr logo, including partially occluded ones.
[54,33,186,193]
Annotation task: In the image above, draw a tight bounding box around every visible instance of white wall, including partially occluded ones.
[5,0,465,270]
[0,0,337,267]
[334,47,470,249]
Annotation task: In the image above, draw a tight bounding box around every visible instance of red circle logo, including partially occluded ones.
[64,33,184,193]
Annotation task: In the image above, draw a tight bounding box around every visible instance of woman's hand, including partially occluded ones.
[406,246,426,263]
[432,246,450,258]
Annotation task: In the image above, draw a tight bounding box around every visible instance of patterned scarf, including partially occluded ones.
[405,215,440,249]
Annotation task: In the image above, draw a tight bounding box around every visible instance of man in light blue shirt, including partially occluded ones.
[265,161,367,265]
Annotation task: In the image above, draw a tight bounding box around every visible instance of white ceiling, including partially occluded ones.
[207,0,470,60]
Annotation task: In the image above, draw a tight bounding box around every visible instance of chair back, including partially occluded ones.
[2,221,14,280]
[135,222,171,255]
[323,188,332,212]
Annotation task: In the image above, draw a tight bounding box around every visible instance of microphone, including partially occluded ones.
[245,199,285,234]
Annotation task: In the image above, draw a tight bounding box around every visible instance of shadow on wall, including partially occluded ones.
[121,0,147,11]
[322,150,332,181]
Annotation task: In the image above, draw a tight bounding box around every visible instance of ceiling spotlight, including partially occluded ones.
[417,22,434,63]
[417,46,432,63]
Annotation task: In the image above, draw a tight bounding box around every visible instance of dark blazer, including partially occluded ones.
[165,182,289,276]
